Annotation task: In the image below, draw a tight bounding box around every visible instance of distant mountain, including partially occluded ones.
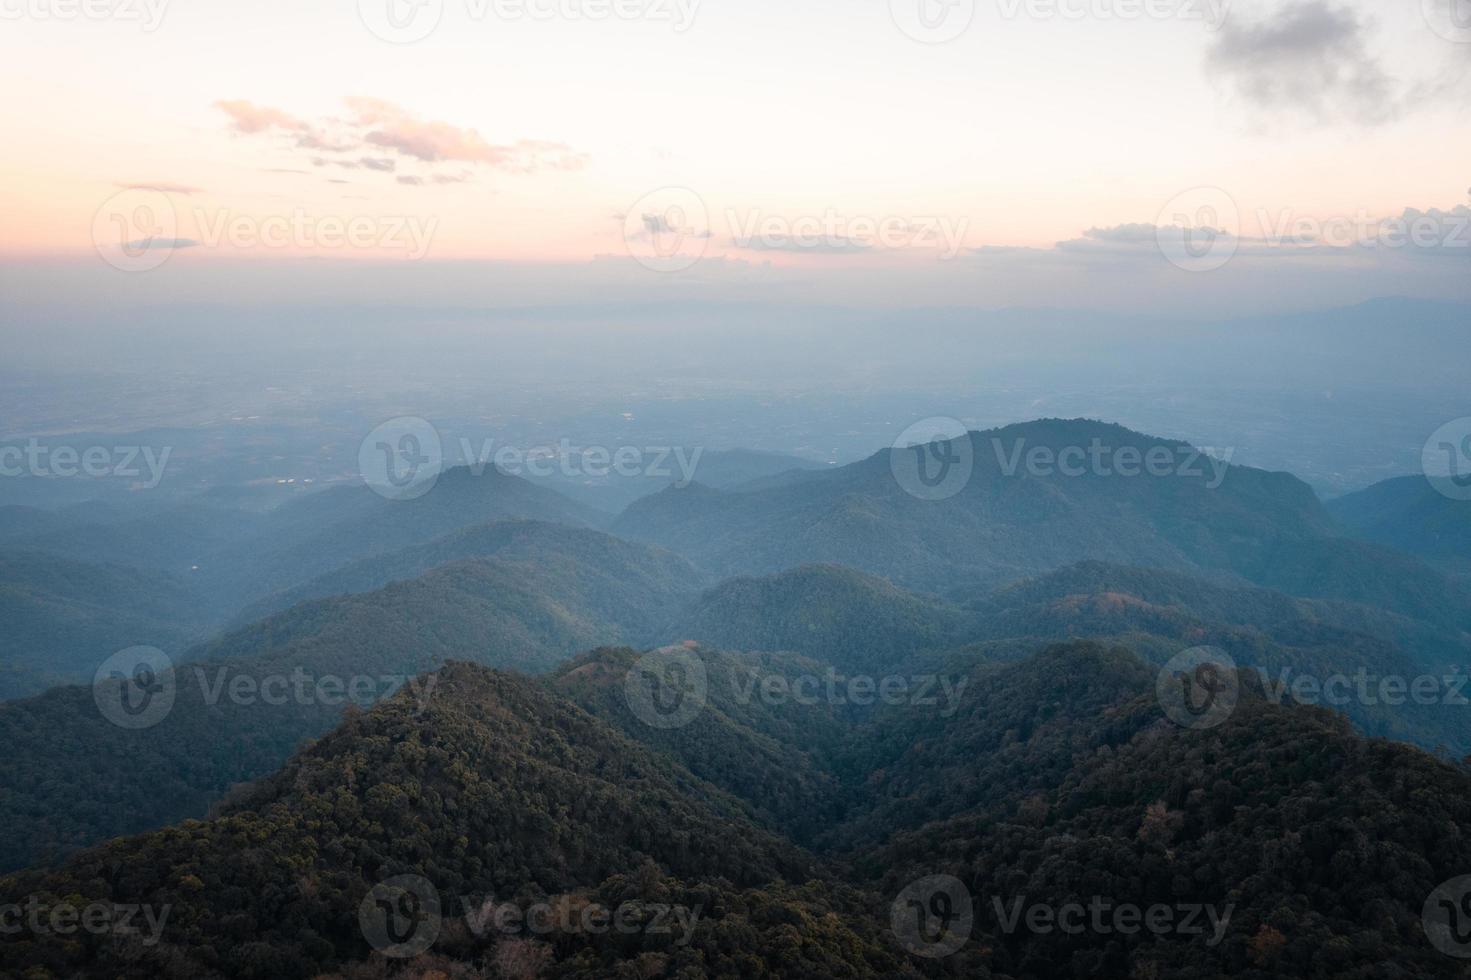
[521,447,829,513]
[614,419,1471,630]
[1328,475,1471,577]
[235,519,706,626]
[12,466,599,621]
[0,551,210,699]
[954,560,1471,755]
[669,563,976,673]
[0,550,698,873]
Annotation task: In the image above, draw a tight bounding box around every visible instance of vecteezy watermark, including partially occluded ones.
[998,0,1228,27]
[991,436,1234,488]
[890,0,975,44]
[360,416,444,502]
[622,187,711,273]
[0,439,172,488]
[187,208,437,259]
[890,417,975,502]
[360,875,442,958]
[0,897,171,947]
[1423,418,1471,502]
[456,436,704,487]
[1422,0,1471,44]
[93,647,176,730]
[990,895,1235,946]
[1255,207,1471,253]
[624,645,709,729]
[357,417,708,502]
[1156,186,1240,273]
[729,668,969,717]
[0,0,168,30]
[1255,666,1471,709]
[1157,647,1239,730]
[462,895,703,945]
[892,875,974,958]
[358,0,698,43]
[1425,876,1471,958]
[92,189,438,271]
[726,209,971,260]
[91,649,439,730]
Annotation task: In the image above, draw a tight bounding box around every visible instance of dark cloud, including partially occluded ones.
[117,182,202,195]
[1206,1,1400,125]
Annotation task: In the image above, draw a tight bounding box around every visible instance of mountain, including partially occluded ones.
[0,551,210,699]
[235,519,704,626]
[953,560,1471,755]
[0,662,884,980]
[0,550,697,873]
[614,419,1471,630]
[11,466,599,622]
[521,447,830,513]
[1328,475,1471,578]
[832,643,1471,977]
[669,563,976,673]
[7,642,1471,978]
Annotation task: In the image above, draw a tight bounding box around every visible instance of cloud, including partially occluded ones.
[345,96,588,171]
[220,97,586,183]
[215,100,312,135]
[122,238,200,250]
[731,234,872,255]
[117,182,203,195]
[1205,1,1401,125]
[396,175,424,186]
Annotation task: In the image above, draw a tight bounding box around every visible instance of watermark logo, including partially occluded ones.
[624,645,708,729]
[891,417,974,501]
[890,0,975,44]
[456,436,703,486]
[0,897,171,946]
[891,875,974,958]
[994,0,1229,28]
[729,668,968,716]
[359,0,445,42]
[462,895,702,944]
[726,209,970,259]
[990,436,1232,488]
[1256,666,1469,709]
[93,646,176,730]
[188,208,437,259]
[360,874,442,958]
[990,895,1233,946]
[0,0,169,30]
[92,187,180,273]
[1423,0,1471,44]
[623,187,710,273]
[1156,186,1239,273]
[1425,876,1471,957]
[1157,646,1238,730]
[360,416,443,501]
[0,439,173,488]
[1423,418,1471,502]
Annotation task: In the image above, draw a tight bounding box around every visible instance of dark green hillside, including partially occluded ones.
[1328,474,1471,576]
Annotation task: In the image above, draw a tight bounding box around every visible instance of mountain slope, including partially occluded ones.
[236,519,704,626]
[0,552,693,873]
[614,419,1471,631]
[1328,474,1471,577]
[0,551,210,699]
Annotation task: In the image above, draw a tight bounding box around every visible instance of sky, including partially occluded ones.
[1,0,1470,314]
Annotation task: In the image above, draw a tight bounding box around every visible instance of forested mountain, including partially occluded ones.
[7,643,1471,978]
[236,520,704,626]
[0,554,695,873]
[0,551,210,699]
[669,564,976,673]
[1328,475,1471,578]
[613,420,1471,633]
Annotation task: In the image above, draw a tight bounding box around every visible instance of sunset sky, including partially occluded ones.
[2,0,1469,312]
